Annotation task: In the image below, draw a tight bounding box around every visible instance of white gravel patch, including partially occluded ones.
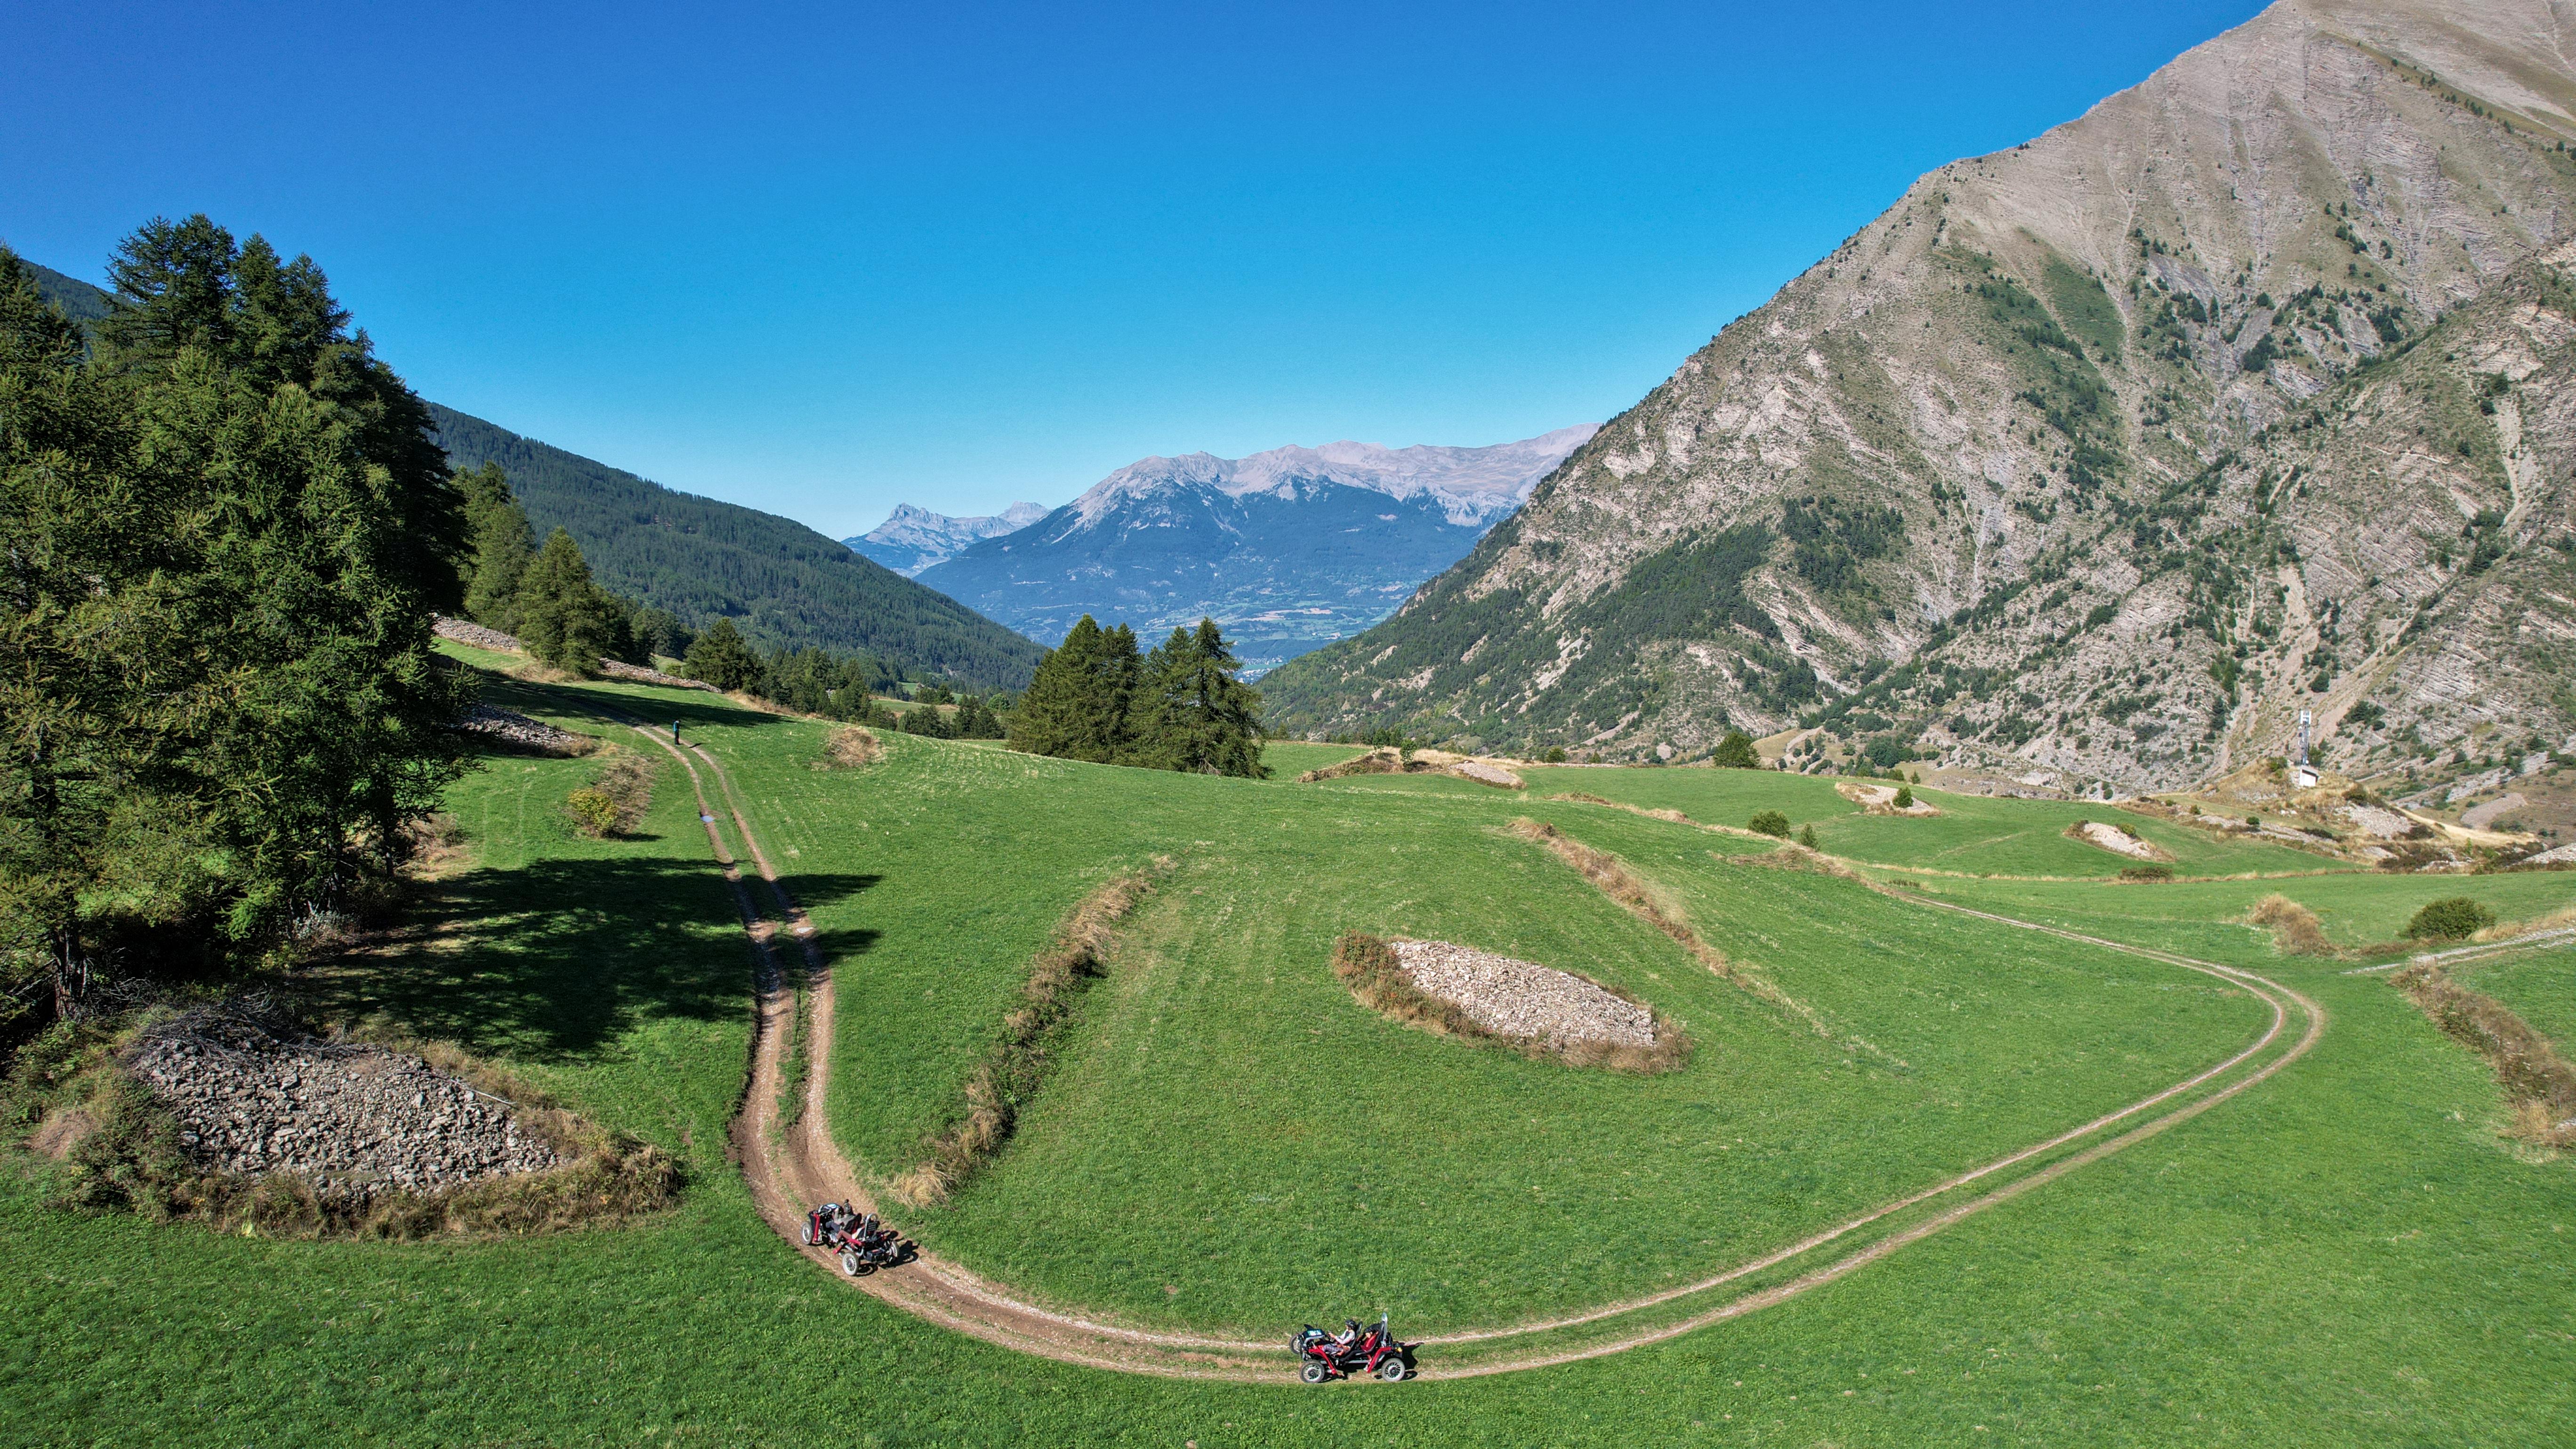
[1392,940,1655,1048]
[2073,820,2167,861]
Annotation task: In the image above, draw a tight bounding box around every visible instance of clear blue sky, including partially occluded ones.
[7,0,2265,539]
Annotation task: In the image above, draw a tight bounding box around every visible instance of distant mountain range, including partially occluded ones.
[846,501,1049,576]
[19,257,1042,691]
[912,427,1596,674]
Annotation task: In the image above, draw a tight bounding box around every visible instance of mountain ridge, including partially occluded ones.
[915,426,1597,673]
[847,501,1050,576]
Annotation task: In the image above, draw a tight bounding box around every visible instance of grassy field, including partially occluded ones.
[2452,944,2576,1047]
[6,665,2575,1445]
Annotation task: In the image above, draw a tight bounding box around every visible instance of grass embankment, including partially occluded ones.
[6,654,2575,1444]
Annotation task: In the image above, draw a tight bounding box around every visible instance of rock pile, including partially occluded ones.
[1392,940,1656,1049]
[1447,761,1526,790]
[2068,820,2171,861]
[455,704,596,755]
[433,616,524,652]
[127,1025,561,1202]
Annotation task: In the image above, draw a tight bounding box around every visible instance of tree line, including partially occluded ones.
[1008,616,1267,776]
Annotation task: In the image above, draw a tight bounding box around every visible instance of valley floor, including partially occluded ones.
[6,662,2573,1445]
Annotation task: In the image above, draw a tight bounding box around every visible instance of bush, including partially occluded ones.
[1748,810,1792,838]
[1711,731,1759,769]
[1892,786,1915,809]
[2403,897,2495,941]
[2120,864,2175,882]
[1797,824,1820,849]
[1541,746,1568,764]
[564,788,620,839]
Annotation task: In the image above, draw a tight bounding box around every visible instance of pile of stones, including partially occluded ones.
[127,1019,561,1203]
[454,704,596,755]
[1392,940,1656,1049]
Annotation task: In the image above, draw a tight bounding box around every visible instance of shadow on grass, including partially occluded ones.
[464,664,789,737]
[320,857,880,1062]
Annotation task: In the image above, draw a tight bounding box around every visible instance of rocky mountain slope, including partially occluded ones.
[1263,0,2576,795]
[914,427,1595,673]
[847,501,1048,576]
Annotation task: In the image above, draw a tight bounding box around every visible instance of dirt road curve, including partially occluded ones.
[640,727,2323,1381]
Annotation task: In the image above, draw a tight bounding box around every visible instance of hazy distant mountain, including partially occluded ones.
[847,501,1050,576]
[913,427,1596,674]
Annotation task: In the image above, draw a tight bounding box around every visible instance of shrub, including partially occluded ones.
[2403,897,2495,941]
[2119,864,2175,883]
[1541,746,1568,764]
[564,788,620,838]
[1748,810,1793,838]
[1797,824,1820,849]
[1892,786,1915,809]
[1711,731,1759,769]
[2249,894,2334,955]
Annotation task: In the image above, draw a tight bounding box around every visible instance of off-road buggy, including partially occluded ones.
[802,1201,912,1275]
[1292,1314,1414,1382]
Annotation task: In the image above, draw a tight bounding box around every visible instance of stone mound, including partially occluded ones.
[1448,761,1526,790]
[2067,819,2173,862]
[128,1023,561,1203]
[454,704,596,755]
[1393,940,1655,1049]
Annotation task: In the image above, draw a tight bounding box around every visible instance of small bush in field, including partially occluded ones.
[1797,824,1820,849]
[1748,810,1792,838]
[2403,897,2494,941]
[1893,786,1915,809]
[565,788,620,838]
[2120,864,2175,882]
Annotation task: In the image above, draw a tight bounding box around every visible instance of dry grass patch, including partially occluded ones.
[2390,962,2576,1149]
[893,860,1173,1208]
[818,724,883,768]
[1329,933,1690,1074]
[2247,894,2337,957]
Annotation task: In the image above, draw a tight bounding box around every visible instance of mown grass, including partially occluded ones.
[1334,765,2335,878]
[6,660,2574,1445]
[2452,945,2576,1050]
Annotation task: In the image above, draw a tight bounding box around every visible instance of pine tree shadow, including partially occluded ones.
[318,857,880,1062]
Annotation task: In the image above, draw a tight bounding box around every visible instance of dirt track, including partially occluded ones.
[641,728,2324,1381]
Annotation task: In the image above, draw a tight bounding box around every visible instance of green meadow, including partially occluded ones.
[7,663,2574,1445]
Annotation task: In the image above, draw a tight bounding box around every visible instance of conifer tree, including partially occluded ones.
[456,462,536,630]
[1711,730,1759,769]
[684,617,765,692]
[515,528,618,674]
[1,226,470,1022]
[1132,620,1267,777]
[1010,611,1112,758]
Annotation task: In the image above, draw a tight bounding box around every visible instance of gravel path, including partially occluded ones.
[129,1030,558,1201]
[1393,940,1654,1047]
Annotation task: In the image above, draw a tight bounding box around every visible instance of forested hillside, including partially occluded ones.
[427,407,1043,690]
[16,259,1039,692]
[1264,0,2576,800]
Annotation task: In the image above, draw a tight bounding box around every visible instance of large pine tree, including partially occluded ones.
[515,527,619,674]
[2,219,471,1025]
[1133,620,1267,777]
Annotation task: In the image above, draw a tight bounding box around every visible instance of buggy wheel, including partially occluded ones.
[839,1251,860,1277]
[801,1222,816,1246]
[1377,1357,1409,1382]
[1299,1361,1328,1384]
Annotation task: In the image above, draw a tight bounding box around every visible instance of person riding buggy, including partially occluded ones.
[1291,1313,1413,1382]
[802,1201,909,1275]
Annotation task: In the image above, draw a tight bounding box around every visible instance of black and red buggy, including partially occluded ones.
[802,1201,911,1276]
[1292,1315,1414,1382]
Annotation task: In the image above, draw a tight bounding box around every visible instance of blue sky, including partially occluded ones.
[7,0,2265,539]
